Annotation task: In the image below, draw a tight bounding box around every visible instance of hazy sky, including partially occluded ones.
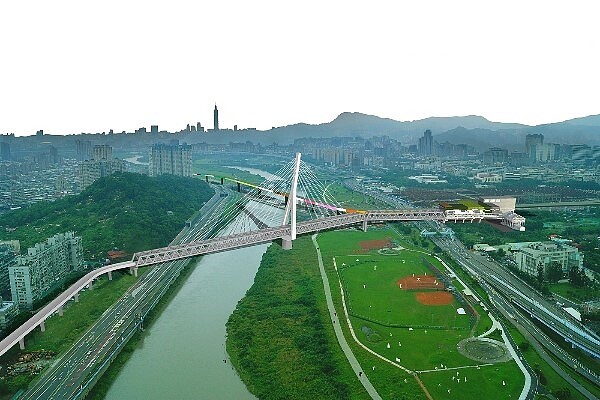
[1,1,599,136]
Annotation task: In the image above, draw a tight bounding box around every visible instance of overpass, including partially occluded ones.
[0,261,136,357]
[0,209,451,357]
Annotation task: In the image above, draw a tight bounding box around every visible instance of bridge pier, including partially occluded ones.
[362,218,368,232]
[108,270,113,281]
[282,236,293,250]
[87,281,93,290]
[40,321,45,332]
[237,182,241,192]
[19,338,25,350]
[74,292,79,303]
[130,265,138,277]
[58,306,63,317]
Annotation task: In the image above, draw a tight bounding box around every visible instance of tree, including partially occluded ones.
[545,262,563,283]
[537,266,545,285]
[569,266,588,288]
[553,387,571,400]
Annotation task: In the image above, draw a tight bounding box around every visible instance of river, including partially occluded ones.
[104,241,263,399]
[104,169,281,399]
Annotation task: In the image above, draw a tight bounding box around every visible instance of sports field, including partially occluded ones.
[338,253,470,329]
[317,228,524,399]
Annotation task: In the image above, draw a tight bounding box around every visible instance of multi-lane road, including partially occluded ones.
[20,186,234,399]
[344,178,600,395]
[434,235,600,385]
[435,234,600,357]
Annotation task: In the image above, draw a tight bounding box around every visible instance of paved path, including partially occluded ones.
[312,235,382,400]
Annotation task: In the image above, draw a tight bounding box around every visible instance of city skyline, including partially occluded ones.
[1,1,599,136]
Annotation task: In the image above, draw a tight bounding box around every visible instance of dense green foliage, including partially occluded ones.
[0,173,214,261]
[226,238,362,400]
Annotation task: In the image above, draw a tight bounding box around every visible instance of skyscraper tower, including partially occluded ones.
[418,129,433,155]
[213,104,219,131]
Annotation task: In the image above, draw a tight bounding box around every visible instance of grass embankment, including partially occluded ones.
[193,160,267,186]
[226,237,369,400]
[323,184,389,210]
[549,282,600,303]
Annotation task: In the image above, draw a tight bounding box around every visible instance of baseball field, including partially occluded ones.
[316,227,525,399]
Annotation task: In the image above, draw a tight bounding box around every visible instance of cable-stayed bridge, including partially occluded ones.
[0,153,527,358]
[2,151,600,400]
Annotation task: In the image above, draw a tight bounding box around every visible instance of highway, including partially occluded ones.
[348,178,600,358]
[434,235,600,386]
[485,283,599,400]
[19,186,234,400]
[435,234,600,359]
[343,178,600,397]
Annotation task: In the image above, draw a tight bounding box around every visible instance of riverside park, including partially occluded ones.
[316,227,525,400]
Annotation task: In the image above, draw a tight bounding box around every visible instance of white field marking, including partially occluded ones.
[333,258,414,374]
[417,363,495,374]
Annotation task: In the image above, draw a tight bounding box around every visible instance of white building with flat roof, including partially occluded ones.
[513,241,583,277]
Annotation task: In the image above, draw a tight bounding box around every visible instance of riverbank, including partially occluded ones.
[226,237,369,399]
[85,257,197,400]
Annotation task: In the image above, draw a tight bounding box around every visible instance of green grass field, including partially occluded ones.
[317,228,524,399]
[338,253,470,330]
[420,362,525,400]
[549,282,600,303]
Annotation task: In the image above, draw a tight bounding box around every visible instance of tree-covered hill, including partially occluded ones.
[0,173,214,261]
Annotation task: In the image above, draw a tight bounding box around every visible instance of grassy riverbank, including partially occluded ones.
[226,237,369,400]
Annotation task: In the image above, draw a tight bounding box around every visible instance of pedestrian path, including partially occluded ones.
[312,235,382,400]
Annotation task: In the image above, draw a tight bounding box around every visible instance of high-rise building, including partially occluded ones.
[525,134,544,160]
[0,243,17,296]
[93,144,112,161]
[0,142,10,161]
[48,145,60,164]
[148,143,192,177]
[78,145,125,189]
[9,232,83,309]
[533,143,556,162]
[482,147,508,165]
[214,104,219,131]
[76,140,92,161]
[418,130,433,156]
[0,299,18,332]
[151,125,159,134]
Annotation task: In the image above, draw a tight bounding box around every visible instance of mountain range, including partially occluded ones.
[7,112,599,154]
[264,112,600,151]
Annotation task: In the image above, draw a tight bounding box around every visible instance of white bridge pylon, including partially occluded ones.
[281,152,301,249]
